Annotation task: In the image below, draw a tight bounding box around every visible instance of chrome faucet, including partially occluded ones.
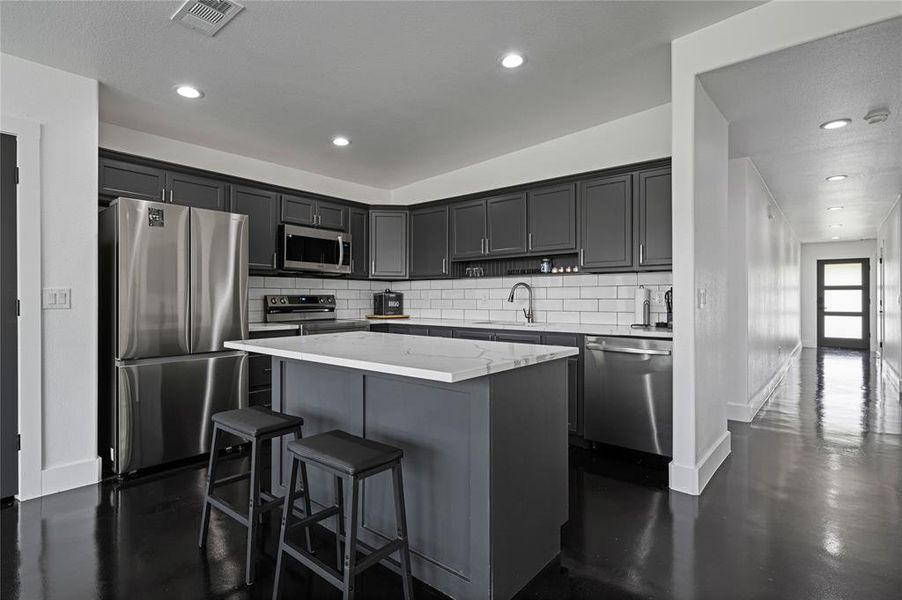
[508,282,535,323]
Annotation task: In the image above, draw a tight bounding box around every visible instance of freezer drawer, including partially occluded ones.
[190,208,248,353]
[583,336,673,456]
[114,351,247,474]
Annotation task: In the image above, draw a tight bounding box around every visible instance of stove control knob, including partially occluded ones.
[269,297,277,305]
[279,297,287,304]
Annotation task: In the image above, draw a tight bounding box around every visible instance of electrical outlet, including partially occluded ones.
[696,288,707,309]
[42,288,71,309]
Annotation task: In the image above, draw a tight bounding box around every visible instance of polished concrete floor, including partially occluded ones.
[2,348,900,599]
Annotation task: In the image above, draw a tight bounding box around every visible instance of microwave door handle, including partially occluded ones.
[337,235,344,269]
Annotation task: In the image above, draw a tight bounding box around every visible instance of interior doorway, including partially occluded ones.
[817,258,870,350]
[1,132,18,500]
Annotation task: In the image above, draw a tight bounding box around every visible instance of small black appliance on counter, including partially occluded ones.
[373,289,403,316]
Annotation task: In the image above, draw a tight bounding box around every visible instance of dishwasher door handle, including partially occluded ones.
[586,344,672,356]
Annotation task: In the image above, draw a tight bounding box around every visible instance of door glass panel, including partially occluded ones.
[824,262,862,286]
[824,315,863,339]
[824,290,862,313]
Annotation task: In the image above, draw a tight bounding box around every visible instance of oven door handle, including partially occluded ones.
[585,344,671,356]
[337,235,344,269]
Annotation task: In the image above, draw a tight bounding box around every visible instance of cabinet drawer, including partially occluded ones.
[428,327,453,338]
[249,387,272,408]
[248,354,273,389]
[494,331,542,344]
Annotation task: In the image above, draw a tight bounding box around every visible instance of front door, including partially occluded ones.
[817,258,870,350]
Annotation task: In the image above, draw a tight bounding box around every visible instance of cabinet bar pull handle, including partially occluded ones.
[442,257,446,274]
[639,243,644,265]
[272,252,277,269]
[160,188,165,202]
[528,233,533,250]
[169,189,173,204]
[371,260,375,274]
[580,248,585,266]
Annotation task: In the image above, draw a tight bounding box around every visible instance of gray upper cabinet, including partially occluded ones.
[579,175,633,270]
[316,200,347,231]
[281,194,316,226]
[231,185,279,271]
[486,192,527,256]
[410,205,449,278]
[527,183,577,253]
[99,158,165,202]
[370,210,408,279]
[450,199,487,260]
[281,194,346,230]
[165,172,228,211]
[637,168,672,269]
[348,207,369,278]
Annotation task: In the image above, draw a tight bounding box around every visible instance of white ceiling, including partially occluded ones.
[0,0,759,189]
[700,17,902,244]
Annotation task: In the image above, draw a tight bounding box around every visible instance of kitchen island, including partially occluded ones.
[225,331,577,600]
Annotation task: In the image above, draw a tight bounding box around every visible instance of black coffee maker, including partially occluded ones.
[665,288,673,328]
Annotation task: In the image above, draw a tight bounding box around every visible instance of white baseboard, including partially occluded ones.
[39,457,102,497]
[883,358,901,394]
[727,342,802,423]
[802,338,816,348]
[669,430,731,496]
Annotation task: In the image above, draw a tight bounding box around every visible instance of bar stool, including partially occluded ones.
[272,429,414,600]
[198,406,313,586]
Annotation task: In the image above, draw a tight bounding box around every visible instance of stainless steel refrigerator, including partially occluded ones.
[99,197,248,475]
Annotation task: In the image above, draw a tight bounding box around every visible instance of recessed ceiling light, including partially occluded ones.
[827,206,844,211]
[332,136,350,147]
[829,224,843,229]
[500,53,525,69]
[831,236,841,240]
[820,118,851,130]
[175,85,203,99]
[826,174,848,182]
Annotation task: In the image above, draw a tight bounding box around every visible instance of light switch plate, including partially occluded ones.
[696,288,707,309]
[42,288,71,309]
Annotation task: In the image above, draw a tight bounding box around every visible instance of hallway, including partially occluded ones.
[2,350,901,600]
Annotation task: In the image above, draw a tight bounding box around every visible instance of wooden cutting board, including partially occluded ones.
[366,314,411,320]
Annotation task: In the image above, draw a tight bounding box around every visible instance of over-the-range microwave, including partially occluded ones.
[280,223,352,275]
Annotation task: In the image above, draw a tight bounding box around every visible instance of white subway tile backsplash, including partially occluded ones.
[545,311,580,324]
[463,309,489,320]
[638,272,672,286]
[579,312,618,325]
[563,299,598,312]
[597,273,638,286]
[579,286,617,299]
[547,287,581,299]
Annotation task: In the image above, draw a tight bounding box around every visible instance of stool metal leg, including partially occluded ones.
[292,428,314,553]
[342,477,360,600]
[245,438,262,585]
[272,455,300,600]
[198,424,222,549]
[392,463,414,600]
[334,475,345,572]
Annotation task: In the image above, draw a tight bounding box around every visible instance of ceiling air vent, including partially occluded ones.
[171,0,244,37]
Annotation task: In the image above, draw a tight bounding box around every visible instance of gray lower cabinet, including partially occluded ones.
[428,327,453,337]
[165,172,228,210]
[543,333,581,435]
[637,167,672,269]
[248,328,300,408]
[450,199,487,260]
[348,207,369,278]
[281,194,347,231]
[579,174,633,270]
[486,192,527,256]
[369,210,409,279]
[410,205,449,278]
[99,158,165,201]
[231,185,279,271]
[527,183,577,253]
[494,331,542,344]
[453,329,495,341]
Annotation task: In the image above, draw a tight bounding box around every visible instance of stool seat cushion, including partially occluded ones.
[212,406,303,437]
[287,430,402,475]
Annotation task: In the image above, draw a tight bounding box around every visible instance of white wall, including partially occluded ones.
[1,53,101,496]
[390,104,671,204]
[800,240,878,351]
[727,158,801,422]
[100,123,390,204]
[670,0,902,495]
[878,196,901,382]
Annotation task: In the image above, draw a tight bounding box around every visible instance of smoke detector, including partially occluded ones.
[172,0,244,37]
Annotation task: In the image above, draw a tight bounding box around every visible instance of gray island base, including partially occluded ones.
[226,332,575,599]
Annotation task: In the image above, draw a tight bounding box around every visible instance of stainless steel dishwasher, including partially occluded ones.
[583,336,673,457]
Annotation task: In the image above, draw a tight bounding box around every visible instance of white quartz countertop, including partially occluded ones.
[249,323,301,333]
[371,317,673,339]
[225,331,578,383]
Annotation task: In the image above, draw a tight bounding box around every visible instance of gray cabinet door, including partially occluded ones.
[349,207,369,278]
[579,175,633,270]
[637,167,672,268]
[486,192,527,255]
[543,333,581,435]
[370,210,409,279]
[166,171,228,210]
[450,199,487,260]
[527,184,576,253]
[99,158,165,201]
[428,327,453,338]
[316,200,347,231]
[231,185,279,271]
[281,194,316,226]
[410,205,449,278]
